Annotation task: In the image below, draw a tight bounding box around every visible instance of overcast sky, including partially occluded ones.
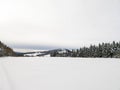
[0,0,120,49]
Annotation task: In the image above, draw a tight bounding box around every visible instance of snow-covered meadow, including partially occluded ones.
[0,57,120,90]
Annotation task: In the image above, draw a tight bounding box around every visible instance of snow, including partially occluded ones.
[58,49,67,54]
[0,57,120,90]
[24,52,42,57]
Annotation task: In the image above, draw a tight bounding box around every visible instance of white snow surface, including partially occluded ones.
[0,57,120,90]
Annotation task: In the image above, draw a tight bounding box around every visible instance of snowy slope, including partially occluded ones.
[0,57,120,90]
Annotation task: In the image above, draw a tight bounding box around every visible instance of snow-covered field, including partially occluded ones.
[0,57,120,90]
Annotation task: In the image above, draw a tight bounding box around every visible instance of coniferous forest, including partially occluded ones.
[51,41,120,58]
[0,41,15,56]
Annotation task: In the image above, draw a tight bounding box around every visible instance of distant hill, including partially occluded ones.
[16,49,71,57]
[0,41,15,57]
[0,41,120,58]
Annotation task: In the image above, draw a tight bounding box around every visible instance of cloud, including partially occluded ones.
[0,0,120,48]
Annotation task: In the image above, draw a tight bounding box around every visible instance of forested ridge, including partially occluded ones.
[0,41,120,58]
[51,41,120,58]
[0,41,15,56]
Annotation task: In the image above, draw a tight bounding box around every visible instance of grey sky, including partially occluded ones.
[0,0,120,48]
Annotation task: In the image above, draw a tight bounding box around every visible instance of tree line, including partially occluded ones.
[0,41,15,56]
[51,41,120,58]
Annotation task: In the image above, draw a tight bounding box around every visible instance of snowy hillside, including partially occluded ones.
[14,49,70,57]
[0,57,120,90]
